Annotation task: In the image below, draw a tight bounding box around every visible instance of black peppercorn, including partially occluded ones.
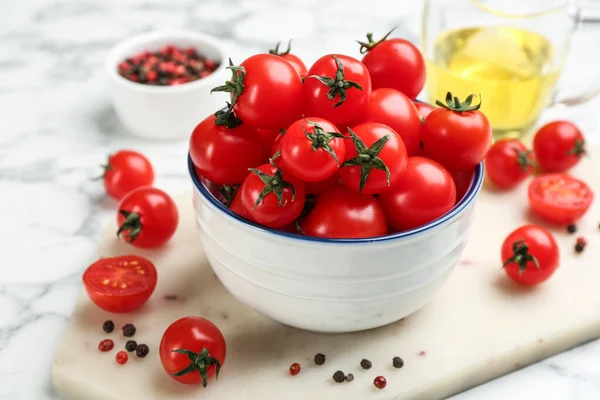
[314,353,326,365]
[345,373,354,382]
[360,358,372,370]
[393,356,404,368]
[567,224,577,234]
[135,344,149,358]
[102,320,114,333]
[122,323,136,337]
[125,340,137,352]
[333,370,345,383]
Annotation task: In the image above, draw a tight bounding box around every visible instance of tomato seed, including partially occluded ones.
[98,339,114,352]
[289,363,301,376]
[116,351,128,365]
[374,375,387,389]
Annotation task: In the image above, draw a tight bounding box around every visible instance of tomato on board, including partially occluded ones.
[304,54,371,125]
[83,255,157,313]
[363,88,422,155]
[160,317,226,387]
[190,114,266,185]
[300,185,387,238]
[486,139,535,189]
[359,30,426,99]
[240,164,305,228]
[413,100,434,119]
[528,173,593,225]
[422,92,492,172]
[533,120,586,173]
[501,225,559,286]
[451,169,475,202]
[339,122,407,194]
[379,157,456,231]
[268,40,307,78]
[101,150,154,200]
[280,117,345,182]
[117,187,179,248]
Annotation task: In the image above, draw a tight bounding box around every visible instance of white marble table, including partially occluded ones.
[1,0,600,399]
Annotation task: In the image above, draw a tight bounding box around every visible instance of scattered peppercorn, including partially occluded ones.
[360,358,372,370]
[575,237,587,253]
[135,344,150,358]
[125,340,137,352]
[289,363,301,376]
[333,370,346,383]
[116,351,128,365]
[345,373,354,382]
[374,375,387,389]
[122,323,136,337]
[393,356,404,369]
[102,320,115,333]
[567,224,577,234]
[314,353,326,365]
[98,339,114,352]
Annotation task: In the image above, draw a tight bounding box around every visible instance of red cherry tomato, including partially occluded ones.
[533,121,586,172]
[240,164,305,228]
[268,41,307,78]
[102,150,154,200]
[280,118,345,182]
[486,139,535,189]
[363,88,422,155]
[83,255,157,313]
[304,172,340,194]
[413,101,434,119]
[359,32,426,99]
[190,114,266,185]
[451,169,475,202]
[501,225,559,286]
[304,54,371,125]
[300,185,387,238]
[339,123,407,194]
[379,157,456,231]
[256,128,282,153]
[228,189,248,219]
[422,93,492,172]
[528,173,593,225]
[159,317,226,386]
[117,187,179,248]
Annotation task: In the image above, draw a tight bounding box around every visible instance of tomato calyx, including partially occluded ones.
[342,128,391,192]
[567,139,586,157]
[356,27,397,54]
[308,55,363,108]
[220,184,239,207]
[171,347,222,388]
[503,240,540,274]
[248,167,296,208]
[211,58,246,127]
[116,210,142,243]
[516,149,535,172]
[268,40,292,56]
[435,92,481,112]
[302,119,346,166]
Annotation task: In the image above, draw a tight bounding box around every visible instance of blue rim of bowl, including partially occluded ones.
[188,155,484,243]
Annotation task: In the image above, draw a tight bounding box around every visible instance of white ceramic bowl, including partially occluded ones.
[189,158,484,333]
[105,31,228,140]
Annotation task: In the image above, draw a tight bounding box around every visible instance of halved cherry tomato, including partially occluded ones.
[413,100,434,119]
[101,150,154,200]
[486,139,535,189]
[268,41,307,78]
[533,121,586,172]
[83,255,157,313]
[528,174,593,224]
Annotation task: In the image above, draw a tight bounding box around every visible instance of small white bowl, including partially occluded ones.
[105,31,228,140]
[189,157,484,333]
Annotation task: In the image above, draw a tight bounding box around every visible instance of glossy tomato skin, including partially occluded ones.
[190,114,266,185]
[362,39,426,99]
[379,157,456,231]
[528,173,593,224]
[486,139,534,189]
[300,185,387,238]
[413,100,434,119]
[304,172,340,194]
[83,255,157,313]
[304,54,372,125]
[117,187,179,248]
[240,164,305,228]
[280,118,345,182]
[422,107,492,172]
[501,225,559,286]
[451,169,475,202]
[160,317,226,385]
[103,150,154,200]
[533,121,585,172]
[339,123,408,194]
[280,53,307,78]
[363,88,422,155]
[256,128,281,153]
[234,54,303,129]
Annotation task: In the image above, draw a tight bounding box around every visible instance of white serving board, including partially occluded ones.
[53,149,600,400]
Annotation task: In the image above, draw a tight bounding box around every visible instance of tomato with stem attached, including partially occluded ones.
[533,121,586,173]
[486,139,535,189]
[268,40,307,78]
[100,150,154,200]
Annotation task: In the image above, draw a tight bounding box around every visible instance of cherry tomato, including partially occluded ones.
[422,93,492,172]
[451,169,475,202]
[363,88,422,156]
[528,173,593,225]
[304,172,340,194]
[83,255,157,313]
[228,189,250,220]
[501,225,559,286]
[160,317,226,386]
[256,128,281,153]
[270,131,285,157]
[379,157,456,231]
[486,139,535,189]
[359,31,426,99]
[268,41,307,78]
[101,150,154,200]
[413,100,434,119]
[300,185,387,238]
[533,121,586,172]
[304,54,371,125]
[339,123,407,194]
[117,187,179,248]
[240,164,305,228]
[280,118,345,182]
[189,114,266,185]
